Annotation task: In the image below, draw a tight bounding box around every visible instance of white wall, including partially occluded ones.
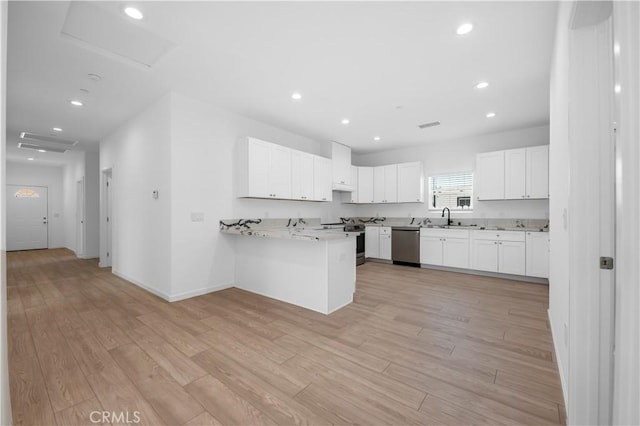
[169,92,355,300]
[62,151,85,253]
[100,91,357,301]
[62,151,100,259]
[353,125,550,220]
[548,0,572,407]
[0,0,11,423]
[100,94,173,297]
[84,151,100,258]
[6,161,65,248]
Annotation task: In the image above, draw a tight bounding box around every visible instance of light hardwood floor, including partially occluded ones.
[7,248,566,425]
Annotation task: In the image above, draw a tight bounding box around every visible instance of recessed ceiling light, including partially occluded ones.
[341,118,350,125]
[38,149,47,153]
[80,88,90,94]
[456,23,474,35]
[614,84,621,93]
[475,81,489,89]
[486,112,496,118]
[70,100,83,107]
[614,43,620,55]
[124,6,143,20]
[373,136,381,141]
[52,127,63,132]
[27,157,35,161]
[88,73,102,82]
[291,92,302,100]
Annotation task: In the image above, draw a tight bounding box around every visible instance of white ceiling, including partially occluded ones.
[5,1,558,164]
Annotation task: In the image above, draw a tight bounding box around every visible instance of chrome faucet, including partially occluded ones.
[442,207,452,226]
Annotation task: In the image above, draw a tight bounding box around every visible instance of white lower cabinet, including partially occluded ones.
[420,236,443,265]
[443,238,470,269]
[526,232,550,278]
[471,231,525,275]
[498,240,526,275]
[420,229,469,268]
[365,226,391,260]
[379,228,392,260]
[472,239,499,271]
[365,226,379,258]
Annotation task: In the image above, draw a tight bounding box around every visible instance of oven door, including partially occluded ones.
[356,232,365,265]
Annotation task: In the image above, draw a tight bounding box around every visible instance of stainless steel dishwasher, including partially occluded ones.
[391,227,421,266]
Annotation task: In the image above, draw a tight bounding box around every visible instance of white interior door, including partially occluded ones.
[6,184,48,251]
[76,178,85,257]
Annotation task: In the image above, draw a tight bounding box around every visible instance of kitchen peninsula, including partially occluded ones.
[220,219,358,314]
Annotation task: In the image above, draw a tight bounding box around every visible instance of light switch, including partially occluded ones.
[191,212,204,222]
[152,190,159,200]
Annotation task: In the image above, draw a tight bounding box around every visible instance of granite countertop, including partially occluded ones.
[421,225,549,232]
[220,226,360,241]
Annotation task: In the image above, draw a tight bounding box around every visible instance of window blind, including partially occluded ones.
[429,172,474,210]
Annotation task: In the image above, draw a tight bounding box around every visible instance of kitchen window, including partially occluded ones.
[428,172,474,211]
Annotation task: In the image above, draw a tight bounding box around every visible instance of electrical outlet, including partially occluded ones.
[190,212,204,222]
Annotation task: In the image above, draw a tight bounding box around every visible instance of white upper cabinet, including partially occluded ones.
[373,165,397,203]
[373,166,385,203]
[238,137,292,199]
[237,137,336,202]
[345,166,359,203]
[504,149,527,199]
[476,151,505,200]
[525,145,549,199]
[268,144,293,199]
[358,167,374,203]
[313,156,333,202]
[245,138,271,198]
[384,165,398,203]
[291,150,314,201]
[331,142,354,191]
[476,145,549,201]
[397,162,424,203]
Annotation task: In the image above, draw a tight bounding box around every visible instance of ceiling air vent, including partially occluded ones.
[418,121,441,129]
[18,143,68,154]
[20,132,78,146]
[18,132,79,154]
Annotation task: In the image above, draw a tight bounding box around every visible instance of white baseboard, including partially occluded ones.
[112,270,172,300]
[422,264,549,284]
[168,282,234,302]
[111,270,233,302]
[549,309,569,414]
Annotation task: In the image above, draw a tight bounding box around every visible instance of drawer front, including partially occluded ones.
[420,228,469,239]
[472,230,525,242]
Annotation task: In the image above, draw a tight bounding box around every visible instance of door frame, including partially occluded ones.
[75,177,85,257]
[100,168,112,268]
[567,2,616,424]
